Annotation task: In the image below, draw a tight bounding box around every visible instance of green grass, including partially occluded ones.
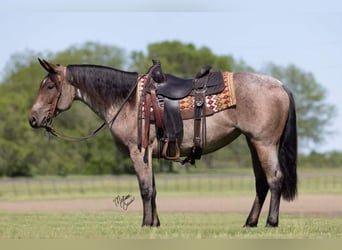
[0,211,341,239]
[0,169,341,200]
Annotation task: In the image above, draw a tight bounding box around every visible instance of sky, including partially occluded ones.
[0,0,341,152]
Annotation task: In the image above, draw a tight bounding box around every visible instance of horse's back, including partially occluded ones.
[234,72,284,92]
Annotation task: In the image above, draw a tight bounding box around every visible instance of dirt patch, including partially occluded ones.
[0,194,341,216]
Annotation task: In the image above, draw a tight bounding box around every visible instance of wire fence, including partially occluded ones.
[0,171,341,200]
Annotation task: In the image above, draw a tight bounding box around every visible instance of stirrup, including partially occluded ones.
[162,139,180,160]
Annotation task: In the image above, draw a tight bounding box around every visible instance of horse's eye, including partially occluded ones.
[47,84,55,90]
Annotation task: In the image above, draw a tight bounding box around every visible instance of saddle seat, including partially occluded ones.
[156,72,225,100]
[156,75,193,99]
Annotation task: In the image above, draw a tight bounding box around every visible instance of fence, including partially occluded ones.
[0,171,341,200]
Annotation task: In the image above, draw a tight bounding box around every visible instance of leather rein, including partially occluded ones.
[44,74,142,142]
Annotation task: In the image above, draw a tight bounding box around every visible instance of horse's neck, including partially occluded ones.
[74,88,110,121]
[74,87,135,126]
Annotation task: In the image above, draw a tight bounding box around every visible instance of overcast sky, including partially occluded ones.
[1,0,341,152]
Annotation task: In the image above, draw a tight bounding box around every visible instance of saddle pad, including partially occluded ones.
[179,72,236,116]
[137,72,236,118]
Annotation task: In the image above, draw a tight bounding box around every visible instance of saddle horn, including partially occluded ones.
[151,59,165,83]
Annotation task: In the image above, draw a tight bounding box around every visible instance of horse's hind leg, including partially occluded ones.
[244,138,269,227]
[253,142,282,227]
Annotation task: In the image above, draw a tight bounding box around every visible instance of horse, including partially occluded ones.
[29,59,297,228]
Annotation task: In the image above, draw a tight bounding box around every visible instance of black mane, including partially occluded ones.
[66,64,138,107]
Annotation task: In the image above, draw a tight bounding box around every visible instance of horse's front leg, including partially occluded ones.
[130,146,160,227]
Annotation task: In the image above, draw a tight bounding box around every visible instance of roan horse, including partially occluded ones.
[29,59,297,228]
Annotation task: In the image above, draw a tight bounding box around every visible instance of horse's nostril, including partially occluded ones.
[29,115,38,128]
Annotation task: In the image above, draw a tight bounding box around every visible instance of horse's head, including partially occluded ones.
[29,59,74,128]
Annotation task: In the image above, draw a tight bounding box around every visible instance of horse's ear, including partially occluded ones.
[38,58,57,73]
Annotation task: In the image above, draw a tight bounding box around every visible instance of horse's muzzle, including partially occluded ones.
[29,113,49,128]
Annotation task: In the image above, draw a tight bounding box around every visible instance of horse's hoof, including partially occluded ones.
[265,221,278,227]
[243,222,258,228]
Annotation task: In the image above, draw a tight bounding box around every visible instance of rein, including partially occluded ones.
[44,75,141,142]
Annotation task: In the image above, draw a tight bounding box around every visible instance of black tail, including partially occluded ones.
[279,86,298,201]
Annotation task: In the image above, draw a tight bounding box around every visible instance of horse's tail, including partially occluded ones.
[279,86,298,201]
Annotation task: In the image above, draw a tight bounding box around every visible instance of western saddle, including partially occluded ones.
[138,60,225,164]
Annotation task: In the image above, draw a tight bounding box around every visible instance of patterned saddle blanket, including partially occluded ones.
[138,71,236,119]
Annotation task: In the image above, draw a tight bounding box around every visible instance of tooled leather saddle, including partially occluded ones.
[138,60,225,165]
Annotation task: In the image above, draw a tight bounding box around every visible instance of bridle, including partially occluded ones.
[45,73,64,125]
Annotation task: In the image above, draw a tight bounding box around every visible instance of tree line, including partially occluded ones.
[0,41,338,176]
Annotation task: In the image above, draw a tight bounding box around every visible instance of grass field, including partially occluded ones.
[0,211,341,240]
[0,168,341,239]
[0,211,341,239]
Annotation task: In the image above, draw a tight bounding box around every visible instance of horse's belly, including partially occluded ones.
[180,112,239,156]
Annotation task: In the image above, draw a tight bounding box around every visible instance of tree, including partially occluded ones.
[131,40,238,76]
[265,63,336,149]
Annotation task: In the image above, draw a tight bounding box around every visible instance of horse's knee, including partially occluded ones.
[140,185,152,199]
[267,169,283,191]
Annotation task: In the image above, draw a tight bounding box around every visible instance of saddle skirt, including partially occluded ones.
[138,71,236,119]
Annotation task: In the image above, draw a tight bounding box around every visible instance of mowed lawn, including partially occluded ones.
[0,211,341,239]
[0,169,341,239]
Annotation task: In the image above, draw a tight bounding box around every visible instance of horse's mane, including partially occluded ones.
[66,64,138,107]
